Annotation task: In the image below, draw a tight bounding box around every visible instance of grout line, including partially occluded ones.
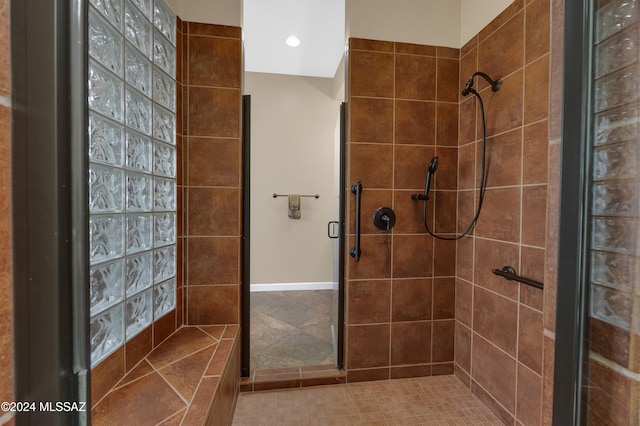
[517,357,543,378]
[196,325,222,343]
[184,33,240,41]
[151,344,217,406]
[471,374,517,421]
[153,408,186,426]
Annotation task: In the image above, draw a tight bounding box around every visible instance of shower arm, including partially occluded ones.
[462,71,502,96]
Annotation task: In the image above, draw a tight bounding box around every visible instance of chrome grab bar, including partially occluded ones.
[350,181,362,261]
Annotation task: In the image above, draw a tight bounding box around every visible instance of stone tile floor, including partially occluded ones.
[232,375,502,425]
[250,290,336,372]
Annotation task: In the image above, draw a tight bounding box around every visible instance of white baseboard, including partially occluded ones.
[250,282,336,292]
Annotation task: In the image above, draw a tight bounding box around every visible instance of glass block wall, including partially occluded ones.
[88,0,177,366]
[590,0,639,338]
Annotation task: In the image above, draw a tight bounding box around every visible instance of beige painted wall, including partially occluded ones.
[246,72,341,285]
[347,0,514,47]
[346,0,461,47]
[460,0,514,45]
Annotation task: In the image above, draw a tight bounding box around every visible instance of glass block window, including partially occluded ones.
[89,0,176,366]
[589,0,640,333]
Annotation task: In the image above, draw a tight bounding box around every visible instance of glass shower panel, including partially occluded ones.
[88,0,176,366]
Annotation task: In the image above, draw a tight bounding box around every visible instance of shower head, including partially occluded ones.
[428,156,439,174]
[461,77,474,97]
[461,71,502,96]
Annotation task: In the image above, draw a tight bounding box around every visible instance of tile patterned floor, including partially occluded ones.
[92,325,238,426]
[232,375,502,425]
[250,290,336,372]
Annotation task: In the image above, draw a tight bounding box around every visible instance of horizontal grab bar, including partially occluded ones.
[492,266,544,290]
[273,193,319,199]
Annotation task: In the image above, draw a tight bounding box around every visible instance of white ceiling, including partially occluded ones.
[243,0,346,78]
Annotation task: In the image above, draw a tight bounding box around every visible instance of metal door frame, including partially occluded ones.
[552,0,594,424]
[240,100,347,374]
[11,0,90,423]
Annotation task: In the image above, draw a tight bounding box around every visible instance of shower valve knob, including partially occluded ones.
[373,207,396,231]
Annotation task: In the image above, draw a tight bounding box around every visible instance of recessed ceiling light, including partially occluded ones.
[285,35,301,47]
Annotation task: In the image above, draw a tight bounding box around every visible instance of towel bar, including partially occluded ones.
[273,193,319,199]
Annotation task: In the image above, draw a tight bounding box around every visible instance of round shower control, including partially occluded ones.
[373,207,396,231]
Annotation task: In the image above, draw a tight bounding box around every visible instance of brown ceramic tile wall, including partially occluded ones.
[454,1,553,424]
[345,38,458,382]
[0,0,12,423]
[182,22,243,326]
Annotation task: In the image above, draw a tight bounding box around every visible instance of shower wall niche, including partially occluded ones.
[88,0,177,367]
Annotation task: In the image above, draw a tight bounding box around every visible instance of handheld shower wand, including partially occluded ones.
[411,157,439,201]
[424,156,439,195]
[414,70,501,240]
